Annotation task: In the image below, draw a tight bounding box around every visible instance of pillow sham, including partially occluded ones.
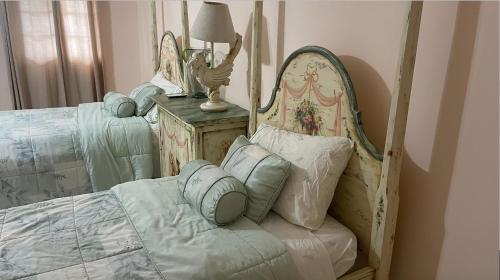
[221,135,291,224]
[250,123,354,230]
[143,105,158,124]
[130,82,163,116]
[150,72,183,94]
[103,91,136,118]
[178,160,248,225]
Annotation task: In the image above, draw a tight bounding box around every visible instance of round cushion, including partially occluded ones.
[178,160,248,225]
[103,91,136,118]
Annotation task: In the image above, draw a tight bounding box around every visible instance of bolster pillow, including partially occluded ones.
[178,160,248,225]
[103,91,136,118]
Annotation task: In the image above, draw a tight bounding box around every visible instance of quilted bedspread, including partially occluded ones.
[0,107,92,209]
[0,177,301,280]
[0,104,153,209]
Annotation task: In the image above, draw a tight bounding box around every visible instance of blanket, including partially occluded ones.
[0,108,91,208]
[0,177,300,280]
[78,103,153,192]
[0,103,153,209]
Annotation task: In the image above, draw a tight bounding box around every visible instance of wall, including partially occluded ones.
[97,1,154,94]
[160,1,499,279]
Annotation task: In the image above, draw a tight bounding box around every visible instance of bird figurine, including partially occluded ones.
[188,33,242,112]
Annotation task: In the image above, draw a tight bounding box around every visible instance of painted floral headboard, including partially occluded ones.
[157,31,183,88]
[256,46,383,255]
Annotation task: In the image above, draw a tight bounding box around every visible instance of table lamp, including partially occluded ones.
[189,1,242,112]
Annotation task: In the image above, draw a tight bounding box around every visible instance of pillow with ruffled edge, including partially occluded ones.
[250,123,354,230]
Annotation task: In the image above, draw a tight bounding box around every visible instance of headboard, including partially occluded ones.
[256,46,383,256]
[157,31,184,88]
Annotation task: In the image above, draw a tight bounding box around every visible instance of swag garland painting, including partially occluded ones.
[273,59,344,137]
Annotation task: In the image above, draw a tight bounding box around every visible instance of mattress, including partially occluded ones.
[261,211,357,280]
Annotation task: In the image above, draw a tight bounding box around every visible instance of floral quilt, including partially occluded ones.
[0,107,92,209]
[0,178,301,280]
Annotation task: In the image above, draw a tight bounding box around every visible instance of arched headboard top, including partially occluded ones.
[259,46,382,160]
[157,31,184,88]
[256,46,383,255]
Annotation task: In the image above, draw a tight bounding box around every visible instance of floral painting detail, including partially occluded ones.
[169,153,181,176]
[161,116,190,177]
[294,99,323,135]
[159,33,183,88]
[274,57,344,137]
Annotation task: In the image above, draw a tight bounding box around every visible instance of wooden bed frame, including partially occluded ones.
[151,1,423,279]
[156,30,184,89]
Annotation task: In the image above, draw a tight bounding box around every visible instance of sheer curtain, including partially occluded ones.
[0,0,104,109]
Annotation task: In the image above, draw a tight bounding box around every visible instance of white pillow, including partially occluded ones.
[150,72,183,94]
[250,123,353,230]
[143,104,158,124]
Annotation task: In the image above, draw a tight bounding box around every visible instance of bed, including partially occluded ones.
[0,40,414,279]
[0,0,422,278]
[0,31,183,209]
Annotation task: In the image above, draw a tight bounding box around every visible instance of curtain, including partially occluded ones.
[0,0,104,109]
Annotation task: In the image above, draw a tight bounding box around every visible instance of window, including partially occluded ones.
[19,0,92,64]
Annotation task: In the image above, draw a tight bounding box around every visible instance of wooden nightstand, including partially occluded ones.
[152,95,249,176]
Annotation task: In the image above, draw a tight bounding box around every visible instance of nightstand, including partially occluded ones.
[152,95,249,176]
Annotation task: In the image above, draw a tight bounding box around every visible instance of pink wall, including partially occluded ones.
[97,1,154,95]
[162,1,499,278]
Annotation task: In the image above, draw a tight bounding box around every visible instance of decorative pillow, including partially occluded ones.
[250,124,354,230]
[129,82,163,116]
[178,160,248,225]
[150,72,183,94]
[103,91,136,118]
[221,135,291,224]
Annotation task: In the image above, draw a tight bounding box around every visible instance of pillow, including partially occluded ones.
[129,82,163,116]
[250,124,354,230]
[144,105,158,124]
[150,72,183,94]
[221,135,291,224]
[103,91,136,118]
[178,160,248,225]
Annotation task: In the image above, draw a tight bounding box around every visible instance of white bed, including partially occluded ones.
[261,211,357,280]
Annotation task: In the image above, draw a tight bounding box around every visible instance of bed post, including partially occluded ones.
[180,0,190,50]
[369,2,423,279]
[151,0,159,71]
[248,1,263,137]
[180,0,190,91]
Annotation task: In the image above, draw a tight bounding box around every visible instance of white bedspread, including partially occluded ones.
[261,211,357,280]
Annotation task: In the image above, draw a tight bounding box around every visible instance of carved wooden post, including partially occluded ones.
[181,0,190,91]
[369,2,423,279]
[248,1,263,137]
[181,0,190,50]
[151,0,159,72]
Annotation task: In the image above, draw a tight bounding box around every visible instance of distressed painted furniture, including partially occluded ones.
[151,1,422,279]
[156,31,184,88]
[152,95,248,176]
[248,2,422,280]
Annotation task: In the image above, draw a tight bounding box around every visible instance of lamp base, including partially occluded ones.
[191,91,207,99]
[200,100,228,112]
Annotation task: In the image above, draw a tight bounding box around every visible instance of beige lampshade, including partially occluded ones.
[191,2,235,43]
